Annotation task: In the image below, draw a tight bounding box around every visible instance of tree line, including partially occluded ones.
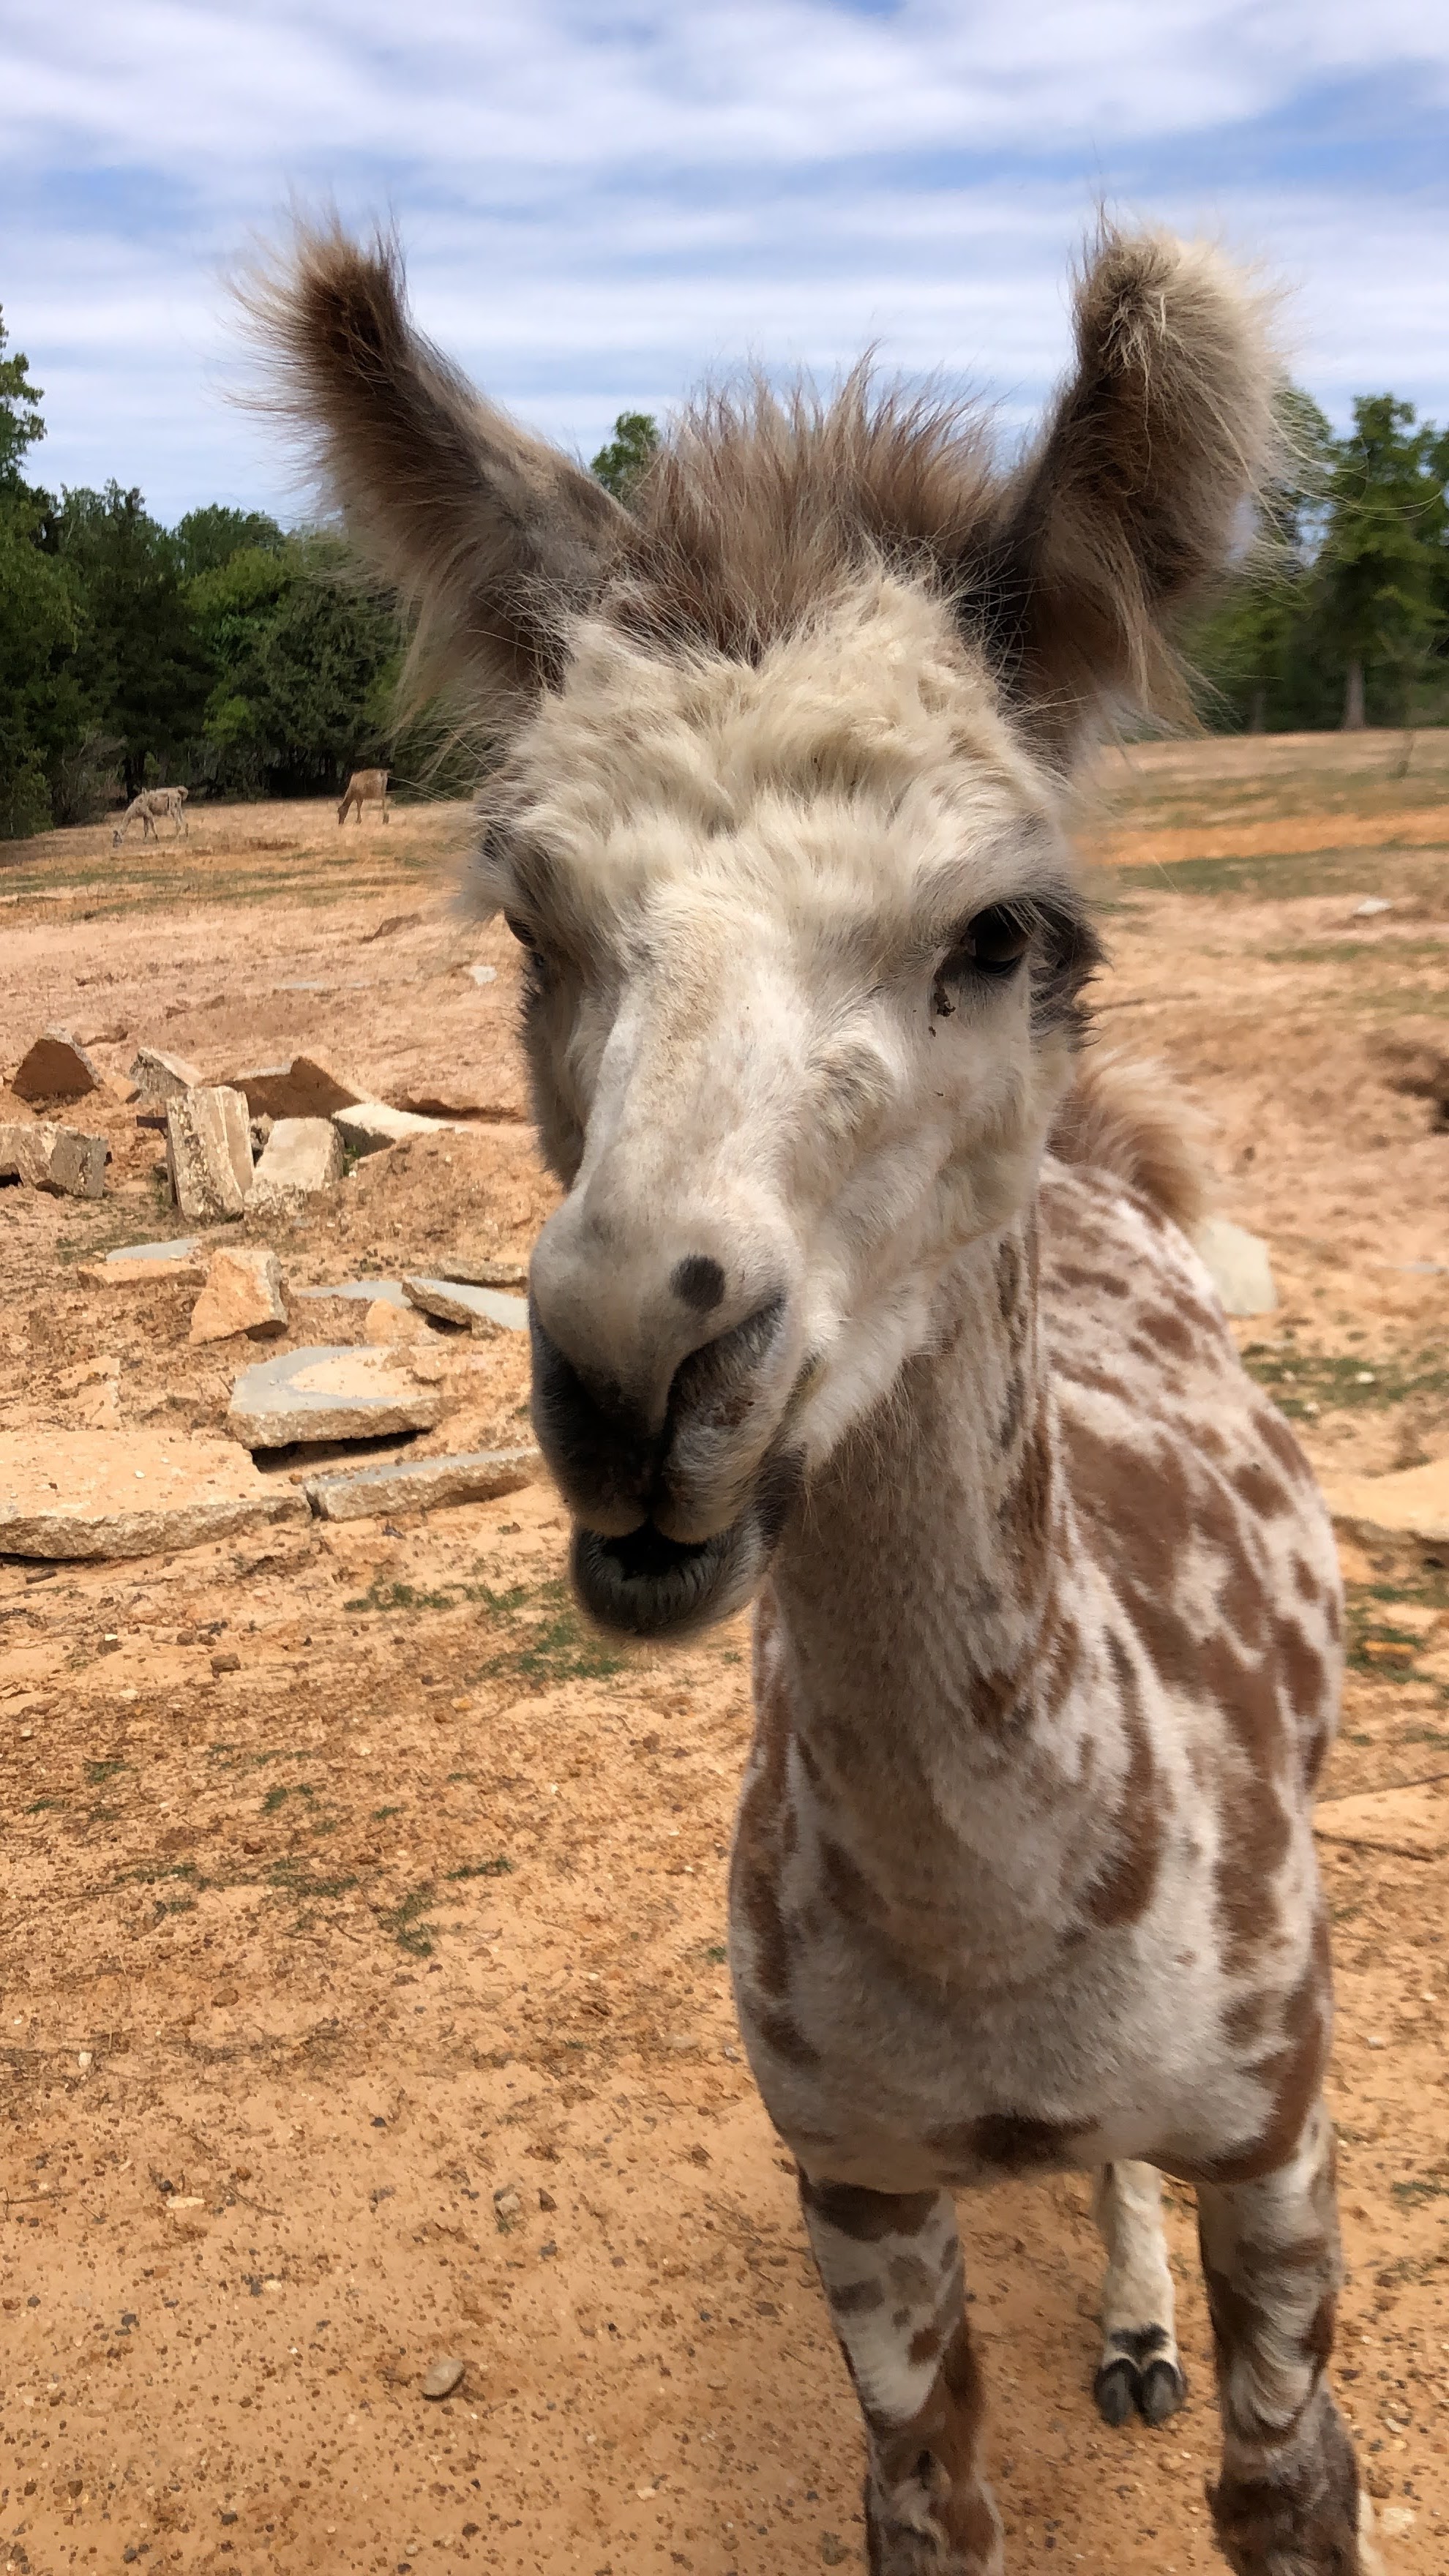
[2,306,1445,841]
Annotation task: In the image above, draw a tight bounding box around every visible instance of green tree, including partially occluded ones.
[1319,395,1448,729]
[190,534,398,795]
[0,307,45,488]
[1186,387,1338,733]
[53,484,211,796]
[591,410,660,501]
[173,503,285,581]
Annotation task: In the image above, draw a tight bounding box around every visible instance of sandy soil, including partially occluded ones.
[1,741,1448,2575]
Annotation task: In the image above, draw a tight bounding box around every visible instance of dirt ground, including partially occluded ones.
[1,735,1448,2575]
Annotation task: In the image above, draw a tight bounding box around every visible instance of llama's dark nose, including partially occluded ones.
[671,1254,726,1314]
[530,1291,788,1538]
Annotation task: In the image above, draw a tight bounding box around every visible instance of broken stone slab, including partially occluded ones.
[1194,1216,1277,1318]
[0,1429,307,1561]
[166,1087,253,1221]
[89,1236,210,1286]
[1314,1781,1449,1861]
[189,1248,288,1346]
[0,1120,108,1200]
[226,1345,447,1450]
[129,1045,204,1101]
[295,1278,411,1308]
[432,1255,529,1289]
[403,1276,529,1334]
[107,1236,202,1265]
[224,1054,364,1120]
[1351,897,1393,921]
[303,1445,542,1523]
[331,1101,449,1155]
[1321,1458,1449,1549]
[247,1117,345,1213]
[11,1026,102,1101]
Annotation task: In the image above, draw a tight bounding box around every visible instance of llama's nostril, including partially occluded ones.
[671,1254,727,1314]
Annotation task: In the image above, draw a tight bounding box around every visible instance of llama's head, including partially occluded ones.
[259,222,1274,1636]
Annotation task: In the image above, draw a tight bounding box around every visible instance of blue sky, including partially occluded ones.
[3,1,1447,526]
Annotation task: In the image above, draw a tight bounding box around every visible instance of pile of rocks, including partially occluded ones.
[1,1027,473,1213]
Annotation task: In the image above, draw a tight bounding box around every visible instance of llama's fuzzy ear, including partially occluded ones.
[989,227,1278,759]
[245,221,629,708]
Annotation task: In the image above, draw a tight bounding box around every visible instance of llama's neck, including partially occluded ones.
[768,1206,1079,1879]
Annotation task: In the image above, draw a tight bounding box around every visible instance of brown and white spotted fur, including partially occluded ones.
[337,765,389,823]
[112,785,188,846]
[257,217,1379,2573]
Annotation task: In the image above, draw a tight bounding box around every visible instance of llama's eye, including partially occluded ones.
[503,910,542,956]
[954,905,1030,977]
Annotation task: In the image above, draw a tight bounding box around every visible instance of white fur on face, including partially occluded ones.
[478,576,1082,1471]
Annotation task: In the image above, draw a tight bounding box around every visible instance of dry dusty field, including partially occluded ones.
[1,733,1448,2576]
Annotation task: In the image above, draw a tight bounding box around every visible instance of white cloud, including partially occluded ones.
[1,1,1445,517]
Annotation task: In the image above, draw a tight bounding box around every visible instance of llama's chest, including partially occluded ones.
[727,1590,1333,2193]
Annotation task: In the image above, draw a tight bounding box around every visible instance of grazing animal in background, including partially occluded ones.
[337,766,390,824]
[260,220,1377,2575]
[111,785,189,847]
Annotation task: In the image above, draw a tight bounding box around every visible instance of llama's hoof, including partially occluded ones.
[1093,2357,1137,2425]
[1139,2356,1188,2425]
[1093,2353,1187,2427]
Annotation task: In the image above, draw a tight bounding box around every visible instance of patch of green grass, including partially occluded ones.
[444,1856,512,1882]
[26,1795,68,1813]
[262,1781,316,1814]
[1241,1346,1449,1420]
[1390,2176,1449,2206]
[375,1884,438,1956]
[1401,1726,1449,1750]
[1112,850,1395,900]
[705,1943,728,1965]
[266,1857,359,1903]
[371,1803,403,1821]
[344,1579,460,1615]
[208,1742,311,1770]
[86,1757,131,1785]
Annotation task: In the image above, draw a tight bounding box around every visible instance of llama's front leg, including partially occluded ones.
[1091,2160,1188,2426]
[1197,2101,1377,2575]
[799,2174,1003,2575]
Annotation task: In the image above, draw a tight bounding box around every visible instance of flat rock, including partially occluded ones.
[189,1248,288,1345]
[1351,897,1393,920]
[304,1445,542,1522]
[332,1101,448,1155]
[227,1345,447,1450]
[11,1026,102,1101]
[105,1236,202,1266]
[0,1429,307,1561]
[0,1120,108,1199]
[224,1054,364,1120]
[1321,1458,1449,1547]
[248,1117,345,1213]
[1314,1781,1449,1860]
[422,2356,466,2401]
[129,1046,204,1101]
[1194,1216,1277,1317]
[403,1276,529,1333]
[464,963,497,986]
[295,1278,410,1308]
[166,1087,253,1221]
[432,1254,529,1289]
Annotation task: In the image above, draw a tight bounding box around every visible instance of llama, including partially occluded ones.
[112,785,188,847]
[337,766,390,823]
[259,222,1375,2575]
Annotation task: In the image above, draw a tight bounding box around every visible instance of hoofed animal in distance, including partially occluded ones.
[112,785,189,846]
[337,766,390,823]
[258,219,1378,2574]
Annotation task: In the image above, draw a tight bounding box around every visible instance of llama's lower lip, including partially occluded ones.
[571,1516,749,1639]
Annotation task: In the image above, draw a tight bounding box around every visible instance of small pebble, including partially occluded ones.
[422,2355,466,2400]
[211,1652,241,1676]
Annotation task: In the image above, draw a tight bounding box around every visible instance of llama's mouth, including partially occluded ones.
[571,1516,752,1639]
[571,1448,805,1639]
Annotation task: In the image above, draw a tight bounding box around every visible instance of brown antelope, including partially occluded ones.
[111,785,188,847]
[259,219,1377,2575]
[337,766,390,823]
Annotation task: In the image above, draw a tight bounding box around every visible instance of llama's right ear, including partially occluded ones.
[986,227,1278,762]
[247,222,630,708]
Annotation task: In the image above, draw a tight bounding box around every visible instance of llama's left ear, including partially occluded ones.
[989,228,1278,760]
